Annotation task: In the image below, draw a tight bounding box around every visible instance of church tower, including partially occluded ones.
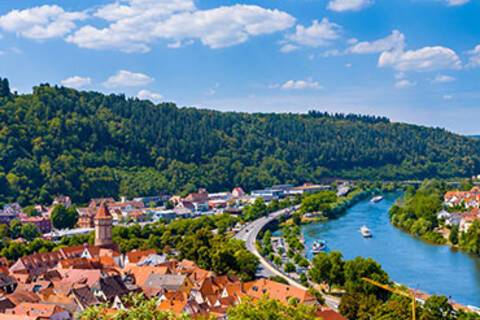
[94,201,114,249]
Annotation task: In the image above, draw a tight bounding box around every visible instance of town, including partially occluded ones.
[0,183,348,320]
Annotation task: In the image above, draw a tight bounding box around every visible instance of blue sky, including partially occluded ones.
[1,0,480,134]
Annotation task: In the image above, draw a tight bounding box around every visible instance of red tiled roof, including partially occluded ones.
[95,201,112,220]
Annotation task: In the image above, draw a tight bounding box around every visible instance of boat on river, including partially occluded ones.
[360,225,372,238]
[312,240,327,254]
[371,195,384,203]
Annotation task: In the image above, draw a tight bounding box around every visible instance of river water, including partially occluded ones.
[302,192,480,307]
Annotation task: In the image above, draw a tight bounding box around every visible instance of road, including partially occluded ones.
[234,206,340,309]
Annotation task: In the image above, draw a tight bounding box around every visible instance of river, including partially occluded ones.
[302,192,480,307]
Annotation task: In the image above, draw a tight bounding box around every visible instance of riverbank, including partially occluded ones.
[389,181,480,257]
[300,187,376,225]
[302,193,480,308]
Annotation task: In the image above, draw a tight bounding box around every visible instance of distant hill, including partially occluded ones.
[1,78,480,205]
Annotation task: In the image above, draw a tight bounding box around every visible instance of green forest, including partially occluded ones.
[1,77,480,205]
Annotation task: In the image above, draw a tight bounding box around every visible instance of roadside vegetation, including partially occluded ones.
[309,251,480,320]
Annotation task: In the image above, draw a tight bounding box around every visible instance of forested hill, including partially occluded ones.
[1,78,480,205]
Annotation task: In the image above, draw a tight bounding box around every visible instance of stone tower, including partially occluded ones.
[94,201,114,249]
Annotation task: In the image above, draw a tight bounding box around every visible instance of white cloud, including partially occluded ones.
[61,76,92,89]
[67,1,295,52]
[379,46,461,72]
[281,79,322,90]
[443,94,454,100]
[347,30,405,54]
[432,74,455,83]
[0,5,86,40]
[283,18,341,50]
[137,89,163,103]
[104,70,154,88]
[445,0,469,6]
[467,44,480,68]
[280,44,299,53]
[395,79,416,89]
[327,0,373,12]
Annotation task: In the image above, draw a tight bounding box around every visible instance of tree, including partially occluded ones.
[233,249,258,281]
[0,78,11,98]
[300,191,337,215]
[1,80,480,205]
[309,251,345,292]
[165,200,174,210]
[373,295,412,320]
[339,293,382,320]
[449,225,459,245]
[227,296,318,320]
[343,257,390,299]
[50,205,78,229]
[284,262,295,273]
[20,223,40,241]
[8,219,22,239]
[23,206,40,217]
[420,295,456,320]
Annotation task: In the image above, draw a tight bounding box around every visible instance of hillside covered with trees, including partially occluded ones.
[1,78,480,205]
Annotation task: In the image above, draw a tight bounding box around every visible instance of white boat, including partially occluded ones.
[371,195,384,203]
[312,240,327,254]
[360,225,372,238]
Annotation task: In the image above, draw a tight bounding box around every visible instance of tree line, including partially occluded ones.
[2,78,480,206]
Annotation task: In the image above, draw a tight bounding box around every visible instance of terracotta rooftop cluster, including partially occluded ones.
[0,245,343,319]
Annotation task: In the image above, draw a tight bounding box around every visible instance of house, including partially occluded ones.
[0,315,37,320]
[460,212,479,233]
[124,249,157,266]
[52,196,72,209]
[183,189,209,212]
[208,192,231,201]
[127,210,147,223]
[242,279,318,306]
[208,199,228,209]
[336,186,351,197]
[316,308,348,320]
[271,184,294,192]
[0,211,16,225]
[91,275,130,303]
[173,206,193,218]
[0,273,17,294]
[0,296,15,313]
[71,286,100,311]
[6,302,71,320]
[2,204,22,216]
[136,254,168,267]
[231,187,245,199]
[143,274,193,296]
[250,189,283,201]
[133,195,169,207]
[288,183,331,195]
[108,201,145,219]
[149,209,176,221]
[444,187,480,209]
[20,216,52,234]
